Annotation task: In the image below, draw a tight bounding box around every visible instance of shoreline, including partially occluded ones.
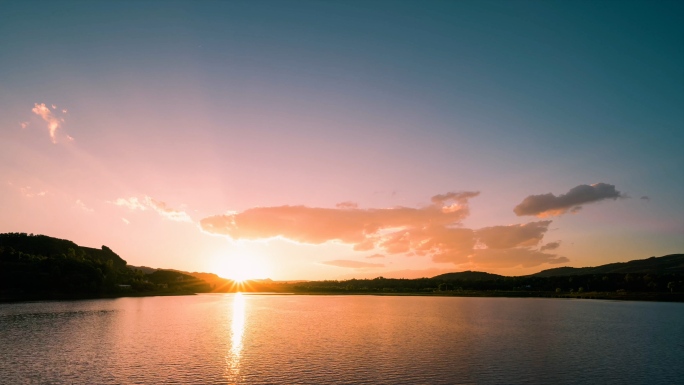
[246,290,684,302]
[0,290,198,303]
[3,290,683,304]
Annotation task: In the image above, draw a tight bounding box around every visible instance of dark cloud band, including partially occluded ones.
[514,183,624,217]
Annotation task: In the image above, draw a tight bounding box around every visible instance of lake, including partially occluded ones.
[1,294,682,384]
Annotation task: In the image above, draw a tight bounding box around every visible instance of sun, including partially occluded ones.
[213,253,271,283]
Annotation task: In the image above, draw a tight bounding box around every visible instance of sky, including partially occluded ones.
[1,0,682,281]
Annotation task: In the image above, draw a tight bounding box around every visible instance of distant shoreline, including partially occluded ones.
[0,290,198,303]
[250,290,684,302]
[3,290,683,304]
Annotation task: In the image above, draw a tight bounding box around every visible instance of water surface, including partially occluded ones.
[1,294,682,384]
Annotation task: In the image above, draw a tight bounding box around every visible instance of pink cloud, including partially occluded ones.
[475,221,551,249]
[113,197,147,210]
[75,199,94,212]
[201,192,565,269]
[113,196,192,222]
[31,103,66,143]
[145,197,192,222]
[18,186,47,198]
[200,191,477,246]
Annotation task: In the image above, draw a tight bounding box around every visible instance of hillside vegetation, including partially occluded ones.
[1,233,682,302]
[0,233,209,300]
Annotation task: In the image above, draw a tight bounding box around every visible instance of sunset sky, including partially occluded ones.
[1,1,682,280]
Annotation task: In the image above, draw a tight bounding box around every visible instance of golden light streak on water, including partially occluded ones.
[226,293,246,384]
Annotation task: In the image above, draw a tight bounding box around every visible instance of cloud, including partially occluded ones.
[122,218,130,225]
[201,191,564,270]
[475,221,551,249]
[145,197,192,222]
[540,241,561,251]
[365,253,385,259]
[322,260,385,269]
[17,185,47,198]
[336,201,358,209]
[513,183,625,217]
[640,196,650,201]
[113,197,147,211]
[75,199,94,212]
[201,191,477,247]
[31,103,66,143]
[20,121,29,129]
[113,196,192,222]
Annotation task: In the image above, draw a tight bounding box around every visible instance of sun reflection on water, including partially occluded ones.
[226,293,246,384]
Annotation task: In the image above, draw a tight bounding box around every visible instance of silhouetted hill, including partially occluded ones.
[0,233,127,269]
[128,265,158,274]
[532,254,684,277]
[0,232,135,299]
[432,271,504,281]
[3,233,682,302]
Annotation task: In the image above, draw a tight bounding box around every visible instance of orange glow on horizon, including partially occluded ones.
[211,251,272,282]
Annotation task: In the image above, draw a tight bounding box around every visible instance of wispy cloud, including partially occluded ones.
[514,183,625,217]
[322,260,385,269]
[122,218,130,225]
[31,103,66,143]
[201,192,566,269]
[12,183,47,198]
[113,197,147,211]
[540,241,561,251]
[145,197,192,222]
[365,253,385,259]
[113,196,192,222]
[336,201,358,209]
[74,199,94,212]
[20,121,30,129]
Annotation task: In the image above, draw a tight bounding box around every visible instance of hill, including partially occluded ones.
[531,254,684,277]
[0,232,127,269]
[2,233,682,301]
[0,233,210,300]
[431,271,504,281]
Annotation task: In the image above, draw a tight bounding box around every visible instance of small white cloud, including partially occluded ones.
[144,196,192,222]
[51,104,57,109]
[112,196,192,222]
[122,218,130,225]
[113,197,147,211]
[75,199,94,212]
[32,102,67,143]
[18,186,47,198]
[20,121,30,129]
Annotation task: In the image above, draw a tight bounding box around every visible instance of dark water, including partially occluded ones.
[1,294,682,384]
